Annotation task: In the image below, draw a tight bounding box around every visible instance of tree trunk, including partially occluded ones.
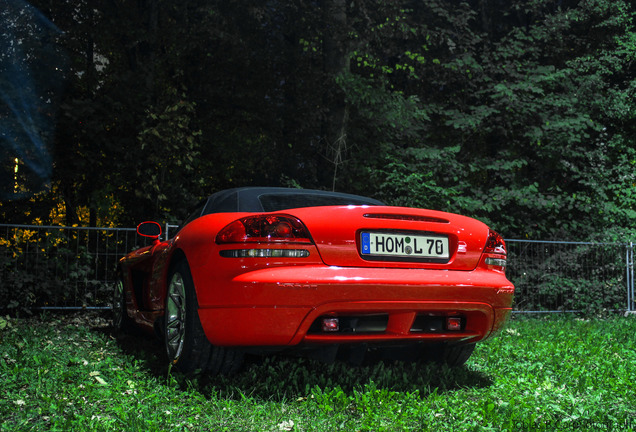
[322,0,349,191]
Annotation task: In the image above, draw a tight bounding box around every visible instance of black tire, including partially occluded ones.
[435,343,476,367]
[371,342,475,367]
[112,278,132,331]
[164,259,243,375]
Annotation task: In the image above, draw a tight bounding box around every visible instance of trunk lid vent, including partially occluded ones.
[363,213,449,224]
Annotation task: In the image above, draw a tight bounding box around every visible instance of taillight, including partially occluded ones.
[483,230,507,269]
[216,215,313,244]
[484,230,506,255]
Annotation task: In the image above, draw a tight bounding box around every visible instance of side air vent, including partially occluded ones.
[363,213,450,224]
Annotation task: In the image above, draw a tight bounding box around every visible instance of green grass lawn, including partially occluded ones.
[1,313,635,431]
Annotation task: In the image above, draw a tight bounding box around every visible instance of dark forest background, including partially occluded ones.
[2,0,636,240]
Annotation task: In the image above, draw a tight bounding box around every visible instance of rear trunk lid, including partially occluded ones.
[290,206,490,271]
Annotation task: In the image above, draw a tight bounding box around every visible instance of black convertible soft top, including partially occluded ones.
[179,187,383,229]
[203,187,383,214]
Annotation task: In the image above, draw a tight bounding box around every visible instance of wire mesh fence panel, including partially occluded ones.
[0,224,152,311]
[0,224,633,313]
[506,240,629,314]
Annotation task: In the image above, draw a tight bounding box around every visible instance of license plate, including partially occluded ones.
[361,232,449,259]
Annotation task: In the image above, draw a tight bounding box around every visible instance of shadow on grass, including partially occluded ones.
[108,326,170,375]
[104,321,493,400]
[207,354,493,401]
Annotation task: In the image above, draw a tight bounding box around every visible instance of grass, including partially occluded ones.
[1,313,635,431]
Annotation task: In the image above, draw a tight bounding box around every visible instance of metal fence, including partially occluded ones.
[506,240,634,314]
[0,224,634,314]
[0,224,155,310]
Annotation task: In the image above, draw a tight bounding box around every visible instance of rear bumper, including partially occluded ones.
[195,265,514,347]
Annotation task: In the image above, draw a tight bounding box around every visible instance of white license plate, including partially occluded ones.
[361,232,449,259]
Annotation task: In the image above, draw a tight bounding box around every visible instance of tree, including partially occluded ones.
[2,0,636,242]
[350,0,636,239]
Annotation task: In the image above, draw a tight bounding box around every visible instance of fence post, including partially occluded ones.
[628,242,635,315]
[165,223,179,241]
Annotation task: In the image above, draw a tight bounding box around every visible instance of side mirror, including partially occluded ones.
[137,221,162,240]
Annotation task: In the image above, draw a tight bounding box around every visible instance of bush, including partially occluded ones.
[0,228,105,315]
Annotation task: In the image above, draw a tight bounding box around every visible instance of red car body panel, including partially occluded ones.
[195,265,512,346]
[118,188,514,355]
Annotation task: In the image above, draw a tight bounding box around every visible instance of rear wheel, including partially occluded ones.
[164,260,243,375]
[112,279,132,331]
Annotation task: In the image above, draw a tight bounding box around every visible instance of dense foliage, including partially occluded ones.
[2,0,636,239]
[1,314,635,430]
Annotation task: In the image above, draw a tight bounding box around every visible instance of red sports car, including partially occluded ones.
[113,187,514,374]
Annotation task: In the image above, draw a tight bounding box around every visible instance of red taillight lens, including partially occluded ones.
[216,215,313,244]
[483,230,507,270]
[484,230,506,255]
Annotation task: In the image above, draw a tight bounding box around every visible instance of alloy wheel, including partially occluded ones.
[165,272,187,362]
[112,280,124,328]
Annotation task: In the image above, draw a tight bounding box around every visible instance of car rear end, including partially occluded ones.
[188,205,514,350]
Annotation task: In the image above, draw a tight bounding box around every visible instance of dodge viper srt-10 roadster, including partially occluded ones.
[113,187,514,374]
